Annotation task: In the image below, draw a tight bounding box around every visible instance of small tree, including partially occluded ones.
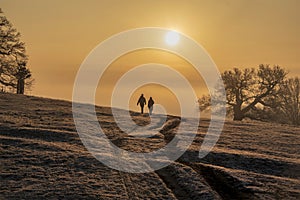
[14,60,32,94]
[0,9,32,94]
[277,77,300,125]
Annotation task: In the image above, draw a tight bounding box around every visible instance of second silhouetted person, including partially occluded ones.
[148,97,154,115]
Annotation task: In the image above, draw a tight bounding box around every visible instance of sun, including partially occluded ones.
[165,31,180,46]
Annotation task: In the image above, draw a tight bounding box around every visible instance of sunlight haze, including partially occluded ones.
[1,0,299,115]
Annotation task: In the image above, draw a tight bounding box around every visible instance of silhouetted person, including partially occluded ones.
[148,97,154,115]
[137,94,146,114]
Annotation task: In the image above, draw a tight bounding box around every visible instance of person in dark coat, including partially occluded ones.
[148,97,154,115]
[137,94,146,114]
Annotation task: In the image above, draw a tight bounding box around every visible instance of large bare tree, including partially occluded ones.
[199,65,287,121]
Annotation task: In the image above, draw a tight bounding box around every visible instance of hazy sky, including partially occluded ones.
[1,0,300,114]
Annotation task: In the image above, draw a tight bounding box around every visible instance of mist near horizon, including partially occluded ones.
[1,0,299,102]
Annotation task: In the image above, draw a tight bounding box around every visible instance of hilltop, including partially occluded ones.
[0,93,299,199]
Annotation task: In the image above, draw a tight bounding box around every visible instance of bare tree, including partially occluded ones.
[224,65,287,120]
[0,9,32,94]
[276,77,300,125]
[199,65,287,121]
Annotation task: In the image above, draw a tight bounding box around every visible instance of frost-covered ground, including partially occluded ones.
[0,93,299,199]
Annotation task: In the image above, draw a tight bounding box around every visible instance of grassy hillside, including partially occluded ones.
[1,93,299,199]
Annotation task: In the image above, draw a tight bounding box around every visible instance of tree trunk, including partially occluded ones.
[233,104,244,121]
[16,78,24,94]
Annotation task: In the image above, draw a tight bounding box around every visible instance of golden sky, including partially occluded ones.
[1,0,300,114]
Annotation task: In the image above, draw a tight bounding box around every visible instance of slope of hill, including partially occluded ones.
[1,93,299,199]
